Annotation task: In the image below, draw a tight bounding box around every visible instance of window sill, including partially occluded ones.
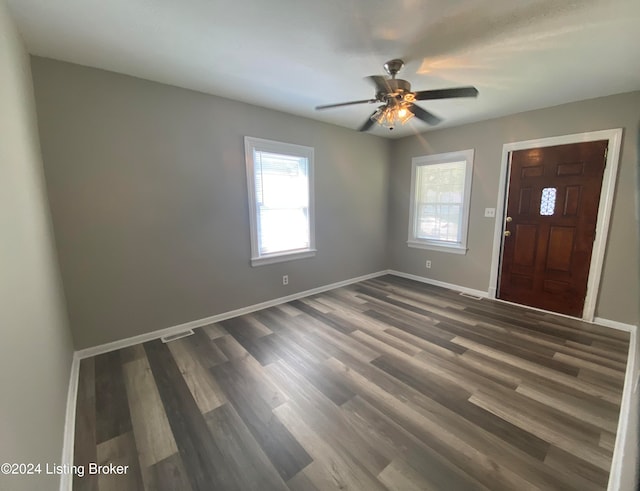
[407,240,468,255]
[251,249,317,267]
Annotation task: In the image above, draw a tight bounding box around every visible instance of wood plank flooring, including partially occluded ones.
[73,275,629,490]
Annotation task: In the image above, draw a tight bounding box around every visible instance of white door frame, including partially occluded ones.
[488,128,624,322]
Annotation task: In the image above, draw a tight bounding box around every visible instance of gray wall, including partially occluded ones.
[29,57,639,345]
[31,57,390,349]
[0,3,74,490]
[389,92,640,326]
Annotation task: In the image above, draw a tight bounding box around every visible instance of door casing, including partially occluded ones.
[488,128,623,321]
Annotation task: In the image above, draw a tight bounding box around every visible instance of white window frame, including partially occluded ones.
[244,136,316,267]
[407,149,474,254]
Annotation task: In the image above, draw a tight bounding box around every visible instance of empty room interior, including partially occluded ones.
[2,0,640,490]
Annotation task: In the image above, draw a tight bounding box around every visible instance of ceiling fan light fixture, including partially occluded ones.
[371,103,414,129]
[396,105,414,124]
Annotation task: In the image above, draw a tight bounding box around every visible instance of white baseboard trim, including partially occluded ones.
[75,270,388,360]
[594,317,636,333]
[59,353,80,491]
[608,325,639,491]
[386,270,489,298]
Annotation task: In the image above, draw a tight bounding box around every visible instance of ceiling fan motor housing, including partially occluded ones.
[378,78,413,103]
[388,78,411,93]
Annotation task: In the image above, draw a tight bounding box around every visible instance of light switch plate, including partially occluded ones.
[484,208,496,218]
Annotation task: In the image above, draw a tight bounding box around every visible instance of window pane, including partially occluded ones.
[254,150,310,254]
[416,160,466,243]
[258,207,309,253]
[540,187,557,216]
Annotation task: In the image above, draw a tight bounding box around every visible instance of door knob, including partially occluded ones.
[504,230,511,237]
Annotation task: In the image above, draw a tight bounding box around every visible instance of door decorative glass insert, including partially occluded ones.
[540,187,557,216]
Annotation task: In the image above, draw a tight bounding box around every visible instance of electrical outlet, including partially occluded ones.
[484,208,496,218]
[282,275,289,285]
[425,260,432,269]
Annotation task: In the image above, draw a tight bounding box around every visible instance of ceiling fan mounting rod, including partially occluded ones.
[384,59,404,79]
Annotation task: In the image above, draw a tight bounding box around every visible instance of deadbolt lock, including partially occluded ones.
[506,216,513,222]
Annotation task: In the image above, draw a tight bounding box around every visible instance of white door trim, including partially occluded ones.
[488,128,624,322]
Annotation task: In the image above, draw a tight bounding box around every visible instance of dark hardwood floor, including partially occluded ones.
[73,275,630,490]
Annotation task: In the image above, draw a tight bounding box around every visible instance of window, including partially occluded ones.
[245,137,315,266]
[407,149,474,254]
[540,187,557,216]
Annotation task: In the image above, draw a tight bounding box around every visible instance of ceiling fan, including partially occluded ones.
[315,59,478,131]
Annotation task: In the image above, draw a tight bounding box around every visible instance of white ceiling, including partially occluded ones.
[7,0,640,138]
